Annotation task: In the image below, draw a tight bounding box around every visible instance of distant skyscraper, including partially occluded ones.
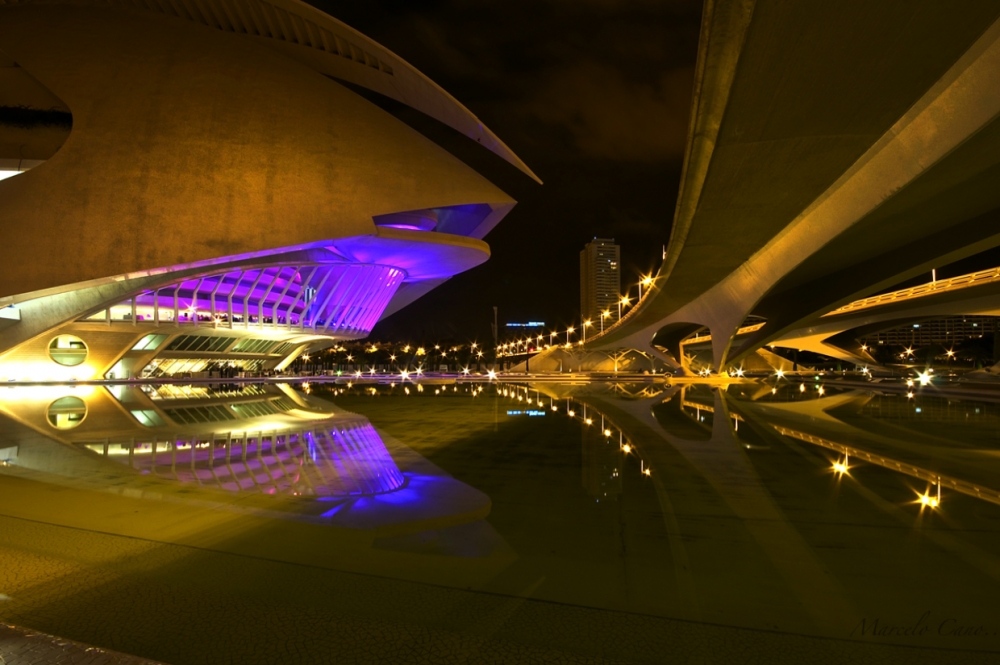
[580,238,621,324]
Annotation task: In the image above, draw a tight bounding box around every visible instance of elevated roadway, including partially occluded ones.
[586,0,1000,372]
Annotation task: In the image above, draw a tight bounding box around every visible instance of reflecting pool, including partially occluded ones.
[1,380,999,663]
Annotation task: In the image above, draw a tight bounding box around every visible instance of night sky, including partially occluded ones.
[308,0,703,343]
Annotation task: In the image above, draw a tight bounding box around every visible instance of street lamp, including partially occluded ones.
[639,275,653,300]
[566,326,575,344]
[583,319,592,341]
[618,295,631,321]
[601,309,611,332]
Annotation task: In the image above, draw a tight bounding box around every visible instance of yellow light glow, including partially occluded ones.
[917,371,932,386]
[919,493,939,508]
[907,391,915,398]
[832,461,848,475]
[487,370,497,380]
[604,429,612,436]
[568,409,576,417]
[799,383,806,393]
[622,444,631,454]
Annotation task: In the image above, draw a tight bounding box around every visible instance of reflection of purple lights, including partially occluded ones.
[116,420,404,497]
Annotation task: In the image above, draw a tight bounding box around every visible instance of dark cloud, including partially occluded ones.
[527,63,693,162]
[308,0,703,342]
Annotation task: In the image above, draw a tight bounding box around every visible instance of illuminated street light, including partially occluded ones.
[601,309,611,333]
[639,274,653,300]
[566,326,575,344]
[583,319,592,342]
[618,295,631,321]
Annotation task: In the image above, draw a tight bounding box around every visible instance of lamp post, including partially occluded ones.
[618,295,631,321]
[583,319,592,341]
[639,275,653,301]
[566,326,574,345]
[601,309,610,332]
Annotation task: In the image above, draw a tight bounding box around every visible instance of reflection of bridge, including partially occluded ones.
[566,382,1000,637]
[580,3,1000,373]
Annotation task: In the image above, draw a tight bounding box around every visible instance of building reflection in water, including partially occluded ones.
[0,383,496,541]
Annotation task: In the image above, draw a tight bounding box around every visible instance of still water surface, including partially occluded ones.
[1,380,999,663]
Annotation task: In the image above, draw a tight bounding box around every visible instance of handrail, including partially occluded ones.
[824,266,1000,317]
[682,322,765,345]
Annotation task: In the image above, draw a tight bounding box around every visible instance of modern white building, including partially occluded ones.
[0,0,536,380]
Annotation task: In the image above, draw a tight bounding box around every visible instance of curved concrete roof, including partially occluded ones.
[0,4,515,300]
[0,0,539,183]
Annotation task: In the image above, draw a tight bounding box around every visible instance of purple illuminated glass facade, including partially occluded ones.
[129,263,404,337]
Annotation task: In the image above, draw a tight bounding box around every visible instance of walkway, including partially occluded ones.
[0,624,165,665]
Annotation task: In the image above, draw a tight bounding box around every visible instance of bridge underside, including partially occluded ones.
[582,1,1000,372]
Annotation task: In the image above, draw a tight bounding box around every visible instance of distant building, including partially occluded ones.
[861,316,999,346]
[580,238,621,324]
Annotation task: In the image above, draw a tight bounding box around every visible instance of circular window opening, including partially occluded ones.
[47,396,87,429]
[48,335,88,366]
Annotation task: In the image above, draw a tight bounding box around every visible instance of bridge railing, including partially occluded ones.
[824,266,1000,317]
